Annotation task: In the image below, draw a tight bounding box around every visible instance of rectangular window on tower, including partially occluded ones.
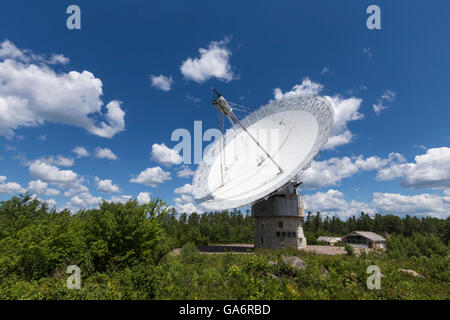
[261,222,265,230]
[261,237,264,245]
[278,221,284,228]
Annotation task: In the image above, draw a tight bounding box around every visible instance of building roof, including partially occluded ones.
[347,231,386,241]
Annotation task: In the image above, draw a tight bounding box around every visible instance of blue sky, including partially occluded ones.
[0,1,449,218]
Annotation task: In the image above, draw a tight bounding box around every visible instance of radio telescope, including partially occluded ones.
[192,89,334,249]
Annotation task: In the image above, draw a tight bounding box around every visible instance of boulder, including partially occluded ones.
[282,256,306,271]
[398,269,425,279]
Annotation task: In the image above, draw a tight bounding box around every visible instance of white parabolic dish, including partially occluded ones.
[192,95,334,211]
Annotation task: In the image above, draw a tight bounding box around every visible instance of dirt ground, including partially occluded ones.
[172,244,371,255]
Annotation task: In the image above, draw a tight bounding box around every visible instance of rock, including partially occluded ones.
[320,266,329,277]
[398,269,425,279]
[268,260,277,266]
[282,256,306,271]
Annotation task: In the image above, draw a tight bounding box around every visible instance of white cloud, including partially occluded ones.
[0,40,125,138]
[273,78,364,149]
[180,38,234,83]
[37,134,46,141]
[186,94,201,104]
[303,189,373,218]
[95,147,118,160]
[363,47,373,58]
[373,192,450,218]
[274,77,323,99]
[73,146,89,158]
[174,183,193,195]
[0,175,25,194]
[64,184,89,197]
[28,160,82,189]
[173,184,202,214]
[39,155,74,167]
[130,167,171,187]
[373,90,395,115]
[376,147,450,189]
[175,201,203,214]
[301,153,405,190]
[303,189,450,219]
[107,195,132,204]
[27,179,60,196]
[150,74,173,91]
[43,198,57,207]
[0,40,70,65]
[175,194,194,203]
[67,192,102,209]
[151,143,182,166]
[320,67,329,75]
[137,192,151,205]
[325,96,364,149]
[176,165,194,178]
[94,177,120,193]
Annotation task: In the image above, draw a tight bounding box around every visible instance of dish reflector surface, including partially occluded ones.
[193,95,334,210]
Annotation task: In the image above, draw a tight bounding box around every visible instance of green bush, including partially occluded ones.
[344,244,355,256]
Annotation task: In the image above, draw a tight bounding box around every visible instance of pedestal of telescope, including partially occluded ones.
[252,183,307,250]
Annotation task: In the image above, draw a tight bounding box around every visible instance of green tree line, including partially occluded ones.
[0,194,448,299]
[303,211,449,245]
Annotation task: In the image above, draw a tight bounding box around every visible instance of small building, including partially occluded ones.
[317,236,342,246]
[342,231,386,249]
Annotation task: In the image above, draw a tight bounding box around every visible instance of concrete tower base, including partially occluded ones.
[252,182,307,250]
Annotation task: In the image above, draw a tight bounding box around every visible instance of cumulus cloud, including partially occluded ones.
[130,167,171,187]
[303,188,450,219]
[303,189,373,218]
[301,153,405,190]
[173,184,202,214]
[94,177,120,193]
[176,165,194,178]
[180,38,234,83]
[150,74,173,91]
[0,39,70,65]
[174,201,203,214]
[373,192,450,218]
[95,147,118,160]
[107,195,132,204]
[376,147,450,189]
[174,183,193,195]
[72,146,89,158]
[27,179,60,196]
[273,78,364,149]
[64,184,89,198]
[274,78,323,99]
[151,143,182,166]
[0,40,125,138]
[0,175,25,194]
[39,155,74,167]
[373,90,395,115]
[137,192,151,205]
[28,160,83,189]
[67,192,102,210]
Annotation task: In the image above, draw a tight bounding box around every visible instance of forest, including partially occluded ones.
[0,193,448,299]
